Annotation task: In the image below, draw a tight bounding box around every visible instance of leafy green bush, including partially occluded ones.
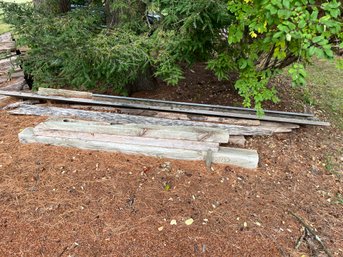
[224,0,342,110]
[152,0,342,111]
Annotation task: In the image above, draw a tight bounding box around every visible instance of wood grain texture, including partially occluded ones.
[33,127,220,152]
[36,118,231,143]
[9,105,274,135]
[19,128,259,168]
[38,88,92,99]
[212,147,259,169]
[54,104,261,126]
[19,127,206,161]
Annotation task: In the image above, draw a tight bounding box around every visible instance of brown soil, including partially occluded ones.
[0,66,342,256]
[133,63,307,113]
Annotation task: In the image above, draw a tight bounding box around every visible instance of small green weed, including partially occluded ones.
[324,154,342,178]
[305,58,343,130]
[333,193,343,205]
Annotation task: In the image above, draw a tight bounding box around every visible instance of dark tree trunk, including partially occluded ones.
[33,0,70,14]
[105,0,120,27]
[127,67,158,95]
[59,0,71,13]
[104,0,158,94]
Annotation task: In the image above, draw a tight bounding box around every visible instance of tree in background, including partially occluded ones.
[0,0,342,112]
[33,0,71,13]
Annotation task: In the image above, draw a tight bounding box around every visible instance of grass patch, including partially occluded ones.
[0,0,31,34]
[333,193,343,205]
[324,153,342,178]
[304,58,343,130]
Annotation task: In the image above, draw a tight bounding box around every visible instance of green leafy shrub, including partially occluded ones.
[226,0,342,111]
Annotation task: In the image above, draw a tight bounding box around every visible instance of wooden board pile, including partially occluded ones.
[0,32,330,169]
[19,118,259,169]
[0,32,27,105]
[0,87,330,169]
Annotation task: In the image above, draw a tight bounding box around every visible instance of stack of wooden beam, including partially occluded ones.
[0,32,330,169]
[19,118,259,169]
[0,33,27,105]
[0,87,330,169]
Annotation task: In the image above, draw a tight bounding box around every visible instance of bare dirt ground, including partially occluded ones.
[0,65,342,256]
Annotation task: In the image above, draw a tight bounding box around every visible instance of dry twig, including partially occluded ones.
[289,211,333,257]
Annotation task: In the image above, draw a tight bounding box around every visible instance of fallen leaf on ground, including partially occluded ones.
[185,218,194,226]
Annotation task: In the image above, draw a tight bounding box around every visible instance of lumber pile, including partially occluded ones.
[0,87,330,169]
[0,33,330,169]
[0,33,28,105]
[19,118,259,169]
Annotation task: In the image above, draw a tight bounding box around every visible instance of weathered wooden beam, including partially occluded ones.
[36,118,230,143]
[0,90,328,126]
[38,87,92,99]
[19,127,205,161]
[212,147,259,169]
[61,104,261,126]
[33,127,220,152]
[93,93,314,118]
[154,112,260,126]
[260,121,300,129]
[19,128,259,169]
[9,105,275,135]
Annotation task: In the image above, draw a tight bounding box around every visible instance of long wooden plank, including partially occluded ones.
[19,128,205,161]
[38,88,92,99]
[36,119,231,143]
[153,112,260,126]
[9,105,275,135]
[38,87,314,118]
[260,121,300,129]
[0,90,329,126]
[32,128,220,152]
[94,95,314,119]
[19,128,259,169]
[62,104,261,126]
